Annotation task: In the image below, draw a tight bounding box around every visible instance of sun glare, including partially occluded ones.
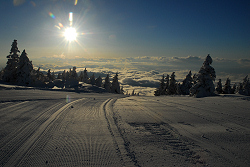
[64,27,77,42]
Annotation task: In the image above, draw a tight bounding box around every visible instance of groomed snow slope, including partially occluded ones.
[0,88,249,166]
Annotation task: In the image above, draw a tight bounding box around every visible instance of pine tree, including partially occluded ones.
[47,69,52,82]
[3,40,20,83]
[62,70,66,81]
[154,74,165,96]
[104,74,111,92]
[167,72,177,95]
[231,83,236,94]
[190,54,216,97]
[176,83,182,95]
[216,79,223,94]
[0,68,4,80]
[95,76,102,87]
[16,49,33,86]
[66,71,70,81]
[222,78,231,94]
[237,75,250,96]
[78,71,83,82]
[111,73,121,93]
[57,72,62,79]
[180,71,193,95]
[164,74,169,93]
[90,73,95,85]
[51,71,55,81]
[71,66,78,80]
[83,68,89,83]
[242,75,250,95]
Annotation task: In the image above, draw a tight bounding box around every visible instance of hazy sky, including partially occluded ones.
[0,0,249,90]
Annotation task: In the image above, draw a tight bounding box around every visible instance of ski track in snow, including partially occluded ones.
[0,90,131,166]
[0,89,250,166]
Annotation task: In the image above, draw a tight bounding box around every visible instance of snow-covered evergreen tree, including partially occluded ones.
[231,83,236,94]
[0,68,4,80]
[78,71,83,82]
[62,70,66,81]
[83,68,89,83]
[176,83,182,95]
[51,71,55,81]
[242,75,250,95]
[90,73,95,85]
[16,49,33,86]
[236,75,250,96]
[164,74,169,93]
[111,73,121,94]
[154,74,165,96]
[222,78,232,94]
[95,76,102,87]
[66,71,70,81]
[46,69,52,82]
[71,66,78,80]
[215,79,223,94]
[180,71,193,95]
[167,72,177,95]
[30,67,46,87]
[3,40,20,83]
[190,54,216,98]
[104,74,111,92]
[57,72,62,79]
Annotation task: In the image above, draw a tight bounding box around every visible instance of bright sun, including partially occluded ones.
[64,27,77,41]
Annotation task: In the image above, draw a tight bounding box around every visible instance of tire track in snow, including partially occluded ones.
[3,98,85,167]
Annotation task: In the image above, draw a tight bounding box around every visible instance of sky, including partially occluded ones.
[0,0,249,95]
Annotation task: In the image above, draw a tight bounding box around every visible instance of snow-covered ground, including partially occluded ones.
[0,86,249,166]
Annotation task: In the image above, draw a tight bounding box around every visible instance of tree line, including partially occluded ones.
[154,54,250,97]
[0,40,123,94]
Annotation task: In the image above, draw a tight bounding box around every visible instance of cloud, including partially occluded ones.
[237,59,250,66]
[52,54,66,59]
[31,55,249,94]
[122,78,158,88]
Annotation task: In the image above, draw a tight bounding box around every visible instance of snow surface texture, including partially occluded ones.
[0,87,249,166]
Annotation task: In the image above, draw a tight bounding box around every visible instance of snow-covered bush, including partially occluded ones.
[189,54,216,98]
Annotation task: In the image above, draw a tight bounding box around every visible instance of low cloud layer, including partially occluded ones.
[1,55,249,96]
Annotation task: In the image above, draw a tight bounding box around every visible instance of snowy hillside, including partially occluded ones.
[0,88,249,166]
